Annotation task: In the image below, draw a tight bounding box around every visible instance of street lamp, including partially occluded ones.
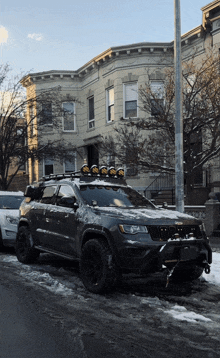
[174,0,184,212]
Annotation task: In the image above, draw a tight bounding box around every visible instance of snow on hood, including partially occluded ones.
[0,209,20,217]
[0,191,23,196]
[94,206,198,222]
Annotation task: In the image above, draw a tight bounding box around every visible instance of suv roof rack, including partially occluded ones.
[41,165,126,184]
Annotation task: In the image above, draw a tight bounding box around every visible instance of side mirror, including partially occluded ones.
[58,196,78,210]
[24,185,43,200]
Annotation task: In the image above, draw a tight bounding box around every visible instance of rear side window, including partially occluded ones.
[40,185,57,204]
[56,185,76,205]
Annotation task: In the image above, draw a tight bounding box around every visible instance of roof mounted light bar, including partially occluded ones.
[41,164,125,182]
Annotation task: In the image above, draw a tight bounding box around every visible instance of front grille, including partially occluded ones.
[147,225,202,241]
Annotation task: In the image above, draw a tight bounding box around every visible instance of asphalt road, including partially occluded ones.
[0,278,81,358]
[0,240,220,358]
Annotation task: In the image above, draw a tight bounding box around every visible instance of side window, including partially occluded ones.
[150,82,164,116]
[106,88,114,122]
[41,103,52,125]
[56,185,76,206]
[44,158,54,176]
[88,97,95,128]
[62,102,75,131]
[40,185,57,204]
[64,152,76,173]
[124,83,138,118]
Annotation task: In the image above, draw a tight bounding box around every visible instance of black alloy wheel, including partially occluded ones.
[15,226,40,264]
[80,239,117,294]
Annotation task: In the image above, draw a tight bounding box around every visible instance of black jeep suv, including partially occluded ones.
[16,165,212,293]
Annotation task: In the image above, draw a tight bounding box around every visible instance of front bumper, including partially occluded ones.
[1,227,17,247]
[117,238,212,274]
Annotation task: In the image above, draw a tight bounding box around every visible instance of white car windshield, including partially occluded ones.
[0,196,24,209]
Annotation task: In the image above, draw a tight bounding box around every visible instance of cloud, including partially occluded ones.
[0,26,8,44]
[27,33,43,41]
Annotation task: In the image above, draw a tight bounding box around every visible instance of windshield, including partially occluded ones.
[0,196,24,209]
[79,185,155,209]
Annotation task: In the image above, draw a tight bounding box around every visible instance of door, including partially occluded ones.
[34,185,58,248]
[45,184,78,255]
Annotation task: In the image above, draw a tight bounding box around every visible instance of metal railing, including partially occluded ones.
[144,173,175,196]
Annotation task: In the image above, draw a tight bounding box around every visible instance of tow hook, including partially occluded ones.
[166,260,180,288]
[204,263,211,274]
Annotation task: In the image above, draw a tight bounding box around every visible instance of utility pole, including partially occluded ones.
[174,0,184,212]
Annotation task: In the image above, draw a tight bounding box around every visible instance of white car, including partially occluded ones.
[0,191,24,249]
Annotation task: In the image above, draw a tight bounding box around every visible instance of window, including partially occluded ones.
[124,83,138,118]
[62,102,75,131]
[64,152,76,173]
[106,88,114,122]
[44,158,54,176]
[107,153,115,167]
[41,103,52,125]
[88,97,95,128]
[29,106,34,137]
[56,185,76,206]
[150,82,164,116]
[125,146,138,176]
[40,185,57,204]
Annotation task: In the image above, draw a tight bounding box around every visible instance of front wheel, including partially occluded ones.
[80,239,117,294]
[15,226,40,264]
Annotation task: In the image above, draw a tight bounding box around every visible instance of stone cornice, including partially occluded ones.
[20,26,204,87]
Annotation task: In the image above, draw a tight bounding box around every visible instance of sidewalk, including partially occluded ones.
[209,236,220,250]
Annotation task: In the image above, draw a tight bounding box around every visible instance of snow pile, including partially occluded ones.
[164,304,212,323]
[19,271,74,296]
[202,252,220,286]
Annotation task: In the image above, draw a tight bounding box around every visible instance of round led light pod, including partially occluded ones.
[81,164,90,175]
[90,165,99,175]
[100,166,108,176]
[116,168,125,178]
[108,167,116,177]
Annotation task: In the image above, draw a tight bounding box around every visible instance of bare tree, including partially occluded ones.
[0,64,76,190]
[101,51,220,200]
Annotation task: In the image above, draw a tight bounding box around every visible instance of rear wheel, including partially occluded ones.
[15,226,40,264]
[80,239,117,294]
[171,264,204,283]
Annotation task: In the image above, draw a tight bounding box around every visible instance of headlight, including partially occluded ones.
[119,224,148,235]
[6,216,19,225]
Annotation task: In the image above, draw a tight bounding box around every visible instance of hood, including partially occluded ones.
[93,206,200,225]
[0,209,19,217]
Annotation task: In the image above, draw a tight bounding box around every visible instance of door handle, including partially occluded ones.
[46,218,50,222]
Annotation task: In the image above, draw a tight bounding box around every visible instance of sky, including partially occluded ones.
[0,0,209,76]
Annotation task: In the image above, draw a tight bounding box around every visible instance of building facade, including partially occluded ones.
[21,0,220,203]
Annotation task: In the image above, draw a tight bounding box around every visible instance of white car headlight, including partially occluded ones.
[6,216,19,225]
[119,224,148,235]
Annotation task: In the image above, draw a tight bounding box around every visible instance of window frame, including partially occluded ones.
[63,152,77,173]
[150,81,165,116]
[123,83,138,119]
[106,87,114,123]
[88,96,95,129]
[62,102,76,132]
[41,102,53,126]
[43,157,54,176]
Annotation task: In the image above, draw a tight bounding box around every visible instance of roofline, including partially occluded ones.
[20,26,203,86]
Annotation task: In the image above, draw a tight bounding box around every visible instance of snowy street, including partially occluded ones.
[0,241,220,358]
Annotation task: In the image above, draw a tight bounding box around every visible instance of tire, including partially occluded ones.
[80,239,117,294]
[15,226,40,264]
[171,264,204,283]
